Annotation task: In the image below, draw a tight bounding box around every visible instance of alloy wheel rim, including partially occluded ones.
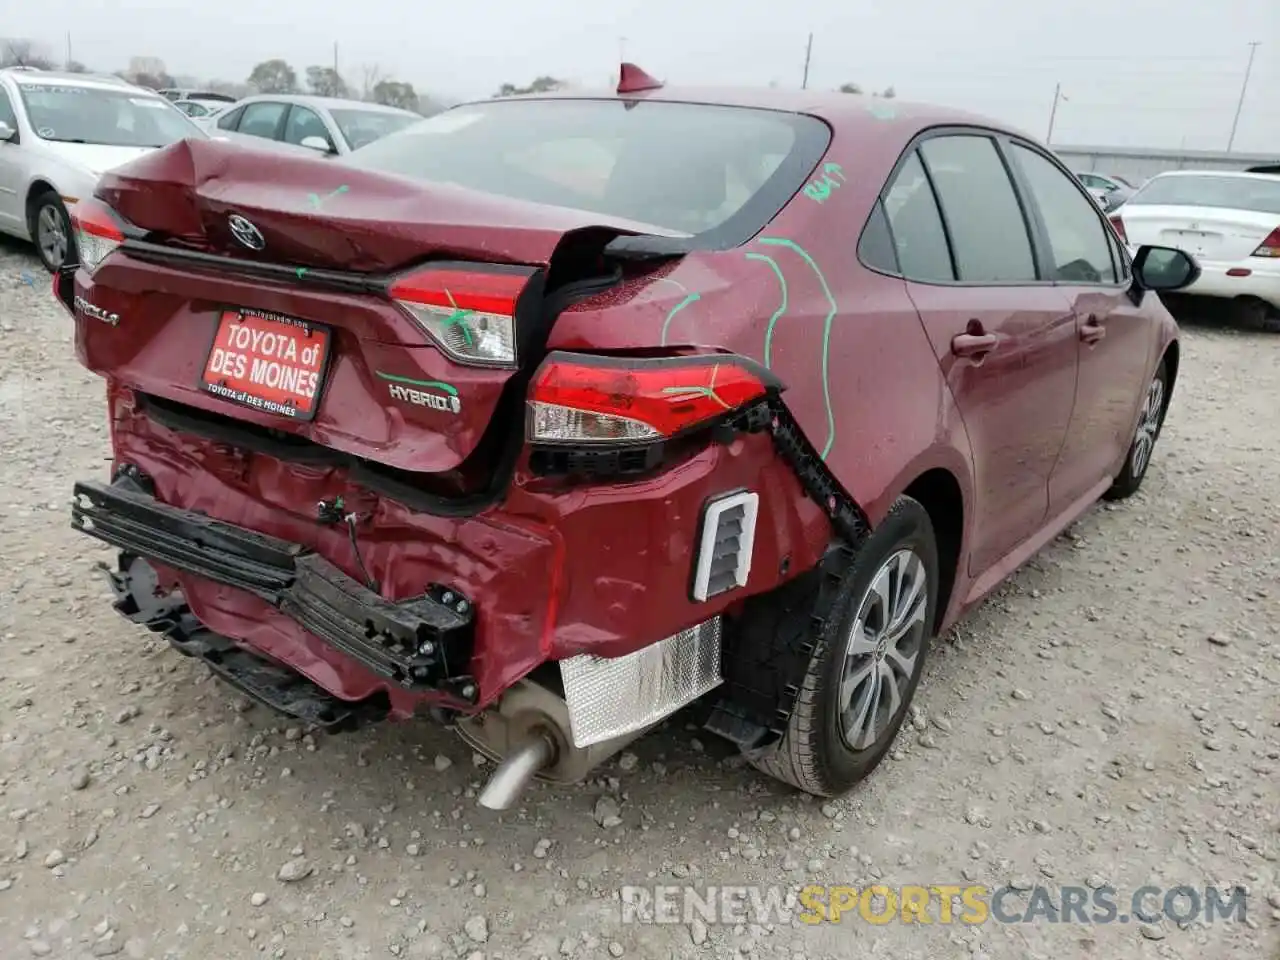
[37,205,67,268]
[838,548,928,750]
[1130,376,1164,478]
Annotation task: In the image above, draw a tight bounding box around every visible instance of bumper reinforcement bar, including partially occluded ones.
[72,477,478,700]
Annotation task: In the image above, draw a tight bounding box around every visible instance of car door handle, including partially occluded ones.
[1080,316,1107,344]
[951,332,999,358]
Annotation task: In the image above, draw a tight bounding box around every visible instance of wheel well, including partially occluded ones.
[902,468,964,634]
[1161,340,1180,409]
[25,180,56,230]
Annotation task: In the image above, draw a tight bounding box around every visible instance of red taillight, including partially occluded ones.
[387,264,535,367]
[1108,215,1127,245]
[67,198,125,273]
[1251,226,1280,258]
[528,352,780,445]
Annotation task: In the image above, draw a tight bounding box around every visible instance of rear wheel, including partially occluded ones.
[30,190,76,274]
[1104,358,1168,501]
[749,496,938,796]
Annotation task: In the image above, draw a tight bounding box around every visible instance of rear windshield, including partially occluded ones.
[342,98,831,242]
[1128,174,1280,215]
[330,109,419,151]
[17,83,200,148]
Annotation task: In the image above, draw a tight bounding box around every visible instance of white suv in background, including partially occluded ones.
[0,68,208,271]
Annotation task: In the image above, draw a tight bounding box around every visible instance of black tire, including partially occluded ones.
[749,495,938,796]
[1103,357,1169,501]
[29,189,76,274]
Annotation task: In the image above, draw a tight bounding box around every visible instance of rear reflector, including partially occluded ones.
[692,491,759,602]
[528,352,779,445]
[1251,227,1280,258]
[68,198,125,273]
[1108,215,1127,245]
[387,264,534,367]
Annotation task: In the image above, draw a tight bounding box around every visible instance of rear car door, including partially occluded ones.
[1006,141,1152,507]
[235,101,289,144]
[283,105,338,153]
[884,133,1079,577]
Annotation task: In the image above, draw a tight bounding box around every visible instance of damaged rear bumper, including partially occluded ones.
[73,475,480,704]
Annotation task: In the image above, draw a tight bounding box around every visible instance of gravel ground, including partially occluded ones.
[0,234,1277,960]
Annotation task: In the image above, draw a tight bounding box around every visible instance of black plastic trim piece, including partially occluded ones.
[105,552,389,730]
[72,477,478,697]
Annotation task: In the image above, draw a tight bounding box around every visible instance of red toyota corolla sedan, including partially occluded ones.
[57,66,1199,808]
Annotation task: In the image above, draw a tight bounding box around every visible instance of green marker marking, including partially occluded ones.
[744,252,788,367]
[758,237,839,461]
[441,289,475,346]
[823,162,845,181]
[296,267,308,279]
[659,292,701,346]
[661,364,729,409]
[376,371,459,396]
[307,184,350,209]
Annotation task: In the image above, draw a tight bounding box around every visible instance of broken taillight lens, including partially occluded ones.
[528,352,780,445]
[68,198,125,274]
[387,264,535,367]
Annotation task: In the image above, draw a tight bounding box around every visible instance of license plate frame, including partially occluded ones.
[200,307,333,422]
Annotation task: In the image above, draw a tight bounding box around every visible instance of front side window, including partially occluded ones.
[343,98,831,244]
[920,135,1038,283]
[15,83,200,148]
[283,106,335,151]
[1011,143,1117,284]
[0,87,17,129]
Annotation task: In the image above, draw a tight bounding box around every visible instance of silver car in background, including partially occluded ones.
[210,93,420,158]
[0,68,208,271]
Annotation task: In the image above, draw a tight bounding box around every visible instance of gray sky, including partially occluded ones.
[8,0,1280,153]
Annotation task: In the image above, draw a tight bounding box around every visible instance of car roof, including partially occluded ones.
[233,93,418,116]
[4,69,150,92]
[1147,169,1280,182]
[474,85,1031,140]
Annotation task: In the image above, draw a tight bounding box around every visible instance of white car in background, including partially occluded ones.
[0,68,209,271]
[210,94,420,158]
[1110,170,1280,328]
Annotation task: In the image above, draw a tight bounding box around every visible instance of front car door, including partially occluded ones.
[1006,141,1154,507]
[882,132,1079,577]
[282,104,338,155]
[0,82,24,234]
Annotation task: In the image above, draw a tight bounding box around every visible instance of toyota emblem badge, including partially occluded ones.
[228,214,266,251]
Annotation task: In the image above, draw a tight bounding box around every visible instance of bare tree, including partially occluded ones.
[371,79,418,111]
[494,76,565,97]
[838,82,863,94]
[2,39,56,69]
[359,63,385,101]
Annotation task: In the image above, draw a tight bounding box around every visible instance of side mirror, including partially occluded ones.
[1133,245,1200,292]
[300,135,333,154]
[0,121,16,143]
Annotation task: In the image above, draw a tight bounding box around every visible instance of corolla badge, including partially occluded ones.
[227,214,265,251]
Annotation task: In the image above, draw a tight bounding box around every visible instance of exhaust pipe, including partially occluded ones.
[477,732,556,811]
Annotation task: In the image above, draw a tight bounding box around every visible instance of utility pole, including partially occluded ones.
[619,36,627,63]
[801,32,813,90]
[1227,41,1260,153]
[333,42,339,76]
[65,32,71,70]
[1046,82,1066,144]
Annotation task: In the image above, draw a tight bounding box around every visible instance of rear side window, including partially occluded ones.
[1011,143,1117,284]
[882,152,954,282]
[343,98,830,246]
[858,200,900,274]
[238,102,287,140]
[216,106,244,131]
[920,135,1037,283]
